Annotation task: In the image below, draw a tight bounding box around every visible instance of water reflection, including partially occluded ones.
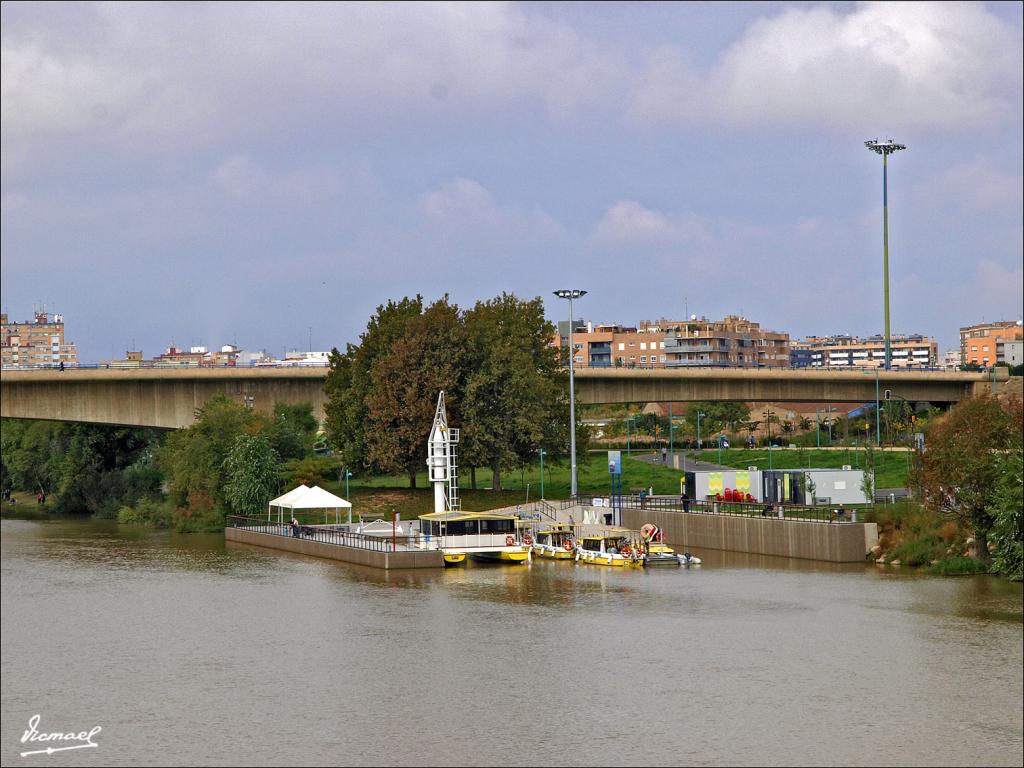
[2,514,1021,767]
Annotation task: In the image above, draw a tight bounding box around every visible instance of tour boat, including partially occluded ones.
[418,511,530,565]
[530,523,578,560]
[573,528,644,568]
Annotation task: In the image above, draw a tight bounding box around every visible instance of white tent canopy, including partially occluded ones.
[268,484,310,522]
[270,485,352,525]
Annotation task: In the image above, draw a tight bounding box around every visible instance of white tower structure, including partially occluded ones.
[427,391,460,514]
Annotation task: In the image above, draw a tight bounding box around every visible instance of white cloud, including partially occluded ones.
[417,177,560,238]
[631,2,1022,130]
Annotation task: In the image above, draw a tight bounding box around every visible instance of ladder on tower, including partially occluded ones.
[447,427,461,511]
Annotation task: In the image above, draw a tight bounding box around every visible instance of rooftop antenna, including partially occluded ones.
[427,391,460,513]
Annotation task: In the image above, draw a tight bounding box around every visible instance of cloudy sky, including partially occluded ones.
[2,1,1022,361]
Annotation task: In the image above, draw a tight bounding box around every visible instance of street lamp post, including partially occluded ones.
[538,448,546,499]
[344,469,353,525]
[763,407,775,470]
[554,289,587,498]
[668,403,674,456]
[865,138,907,371]
[696,411,706,451]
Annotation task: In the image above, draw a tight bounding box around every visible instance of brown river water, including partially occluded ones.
[1,516,1021,766]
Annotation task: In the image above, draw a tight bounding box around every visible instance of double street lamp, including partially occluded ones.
[554,289,587,498]
[865,138,907,371]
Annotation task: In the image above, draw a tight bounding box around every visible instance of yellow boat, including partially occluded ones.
[530,523,578,560]
[419,510,530,565]
[574,528,644,568]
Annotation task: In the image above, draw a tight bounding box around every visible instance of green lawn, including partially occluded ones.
[340,451,687,499]
[308,445,909,522]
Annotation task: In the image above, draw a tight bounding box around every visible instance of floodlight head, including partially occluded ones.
[865,138,907,156]
[553,289,588,300]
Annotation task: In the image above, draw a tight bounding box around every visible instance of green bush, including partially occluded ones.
[117,498,173,528]
[888,534,942,566]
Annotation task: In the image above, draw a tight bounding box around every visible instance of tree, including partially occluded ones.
[861,442,875,504]
[159,394,264,514]
[798,416,813,432]
[323,296,424,472]
[913,396,1024,565]
[266,402,318,461]
[684,402,750,436]
[990,447,1023,581]
[223,433,280,516]
[461,294,570,491]
[364,297,467,487]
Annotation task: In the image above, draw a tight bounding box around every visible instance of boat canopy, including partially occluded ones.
[419,511,516,522]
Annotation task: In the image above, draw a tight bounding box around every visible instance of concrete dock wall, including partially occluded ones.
[226,527,444,569]
[619,507,877,563]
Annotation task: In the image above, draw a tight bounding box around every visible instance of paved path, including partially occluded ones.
[633,451,731,472]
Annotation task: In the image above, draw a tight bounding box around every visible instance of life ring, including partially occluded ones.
[563,540,575,551]
[505,535,515,546]
[523,533,534,546]
[620,545,632,557]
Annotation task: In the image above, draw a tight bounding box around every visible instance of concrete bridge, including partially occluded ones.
[0,366,1007,429]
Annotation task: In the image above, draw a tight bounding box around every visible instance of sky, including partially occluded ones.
[2,1,1022,362]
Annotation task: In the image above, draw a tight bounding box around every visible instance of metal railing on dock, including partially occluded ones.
[562,495,872,524]
[227,516,430,552]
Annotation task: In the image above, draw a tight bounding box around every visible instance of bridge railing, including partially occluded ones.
[226,516,430,551]
[1,361,330,371]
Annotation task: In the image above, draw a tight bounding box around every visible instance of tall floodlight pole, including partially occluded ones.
[865,138,907,371]
[554,289,587,498]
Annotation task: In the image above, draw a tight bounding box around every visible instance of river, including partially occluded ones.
[1,515,1021,766]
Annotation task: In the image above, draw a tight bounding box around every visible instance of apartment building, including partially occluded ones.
[555,315,788,368]
[959,320,1024,367]
[555,321,667,368]
[791,334,937,369]
[0,311,79,369]
[653,316,790,368]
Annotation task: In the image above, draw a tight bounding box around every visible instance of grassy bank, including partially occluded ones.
[689,447,911,488]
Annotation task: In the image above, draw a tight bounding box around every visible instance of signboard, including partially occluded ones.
[607,450,622,475]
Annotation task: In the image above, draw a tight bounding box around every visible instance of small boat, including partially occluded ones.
[639,523,701,567]
[574,528,644,568]
[443,552,467,566]
[530,523,578,560]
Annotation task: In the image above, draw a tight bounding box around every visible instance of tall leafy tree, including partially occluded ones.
[461,294,570,491]
[223,433,281,516]
[267,401,317,461]
[990,447,1023,581]
[159,394,264,512]
[364,297,466,487]
[913,395,1023,565]
[324,296,424,472]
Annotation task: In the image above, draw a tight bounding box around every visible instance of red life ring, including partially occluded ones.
[505,535,515,546]
[523,533,534,546]
[563,540,575,551]
[620,545,632,557]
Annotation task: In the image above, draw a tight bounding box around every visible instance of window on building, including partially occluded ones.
[640,342,647,351]
[640,356,647,363]
[618,343,624,351]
